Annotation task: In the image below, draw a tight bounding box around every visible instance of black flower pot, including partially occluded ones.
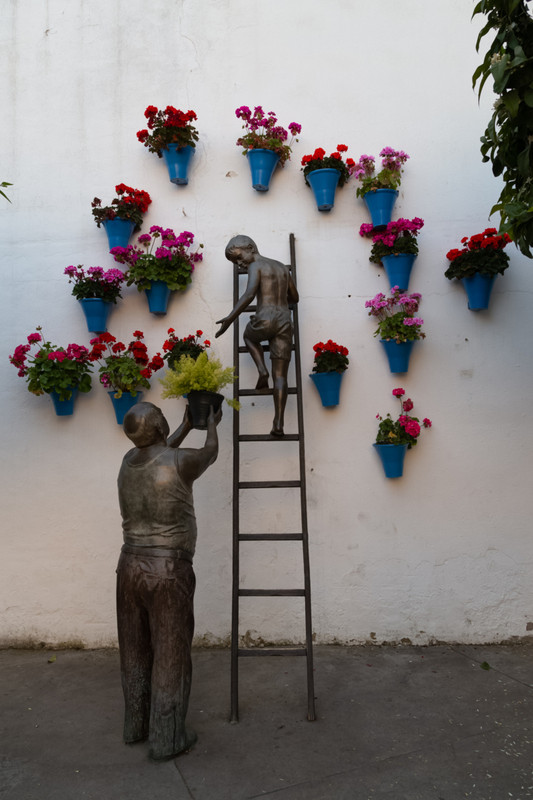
[187,391,224,429]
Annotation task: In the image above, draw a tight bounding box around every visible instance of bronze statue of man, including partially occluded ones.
[215,235,299,436]
[116,401,220,761]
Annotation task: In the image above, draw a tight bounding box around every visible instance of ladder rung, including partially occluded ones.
[238,647,307,657]
[239,433,300,442]
[239,589,305,597]
[239,480,301,489]
[239,533,303,541]
[238,387,297,397]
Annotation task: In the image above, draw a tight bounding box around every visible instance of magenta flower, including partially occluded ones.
[392,388,405,397]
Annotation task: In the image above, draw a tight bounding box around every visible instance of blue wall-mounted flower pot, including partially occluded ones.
[309,371,344,407]
[247,149,280,192]
[50,388,78,416]
[162,144,194,185]
[108,391,143,425]
[307,168,341,212]
[382,253,416,292]
[145,280,172,315]
[380,339,415,374]
[78,298,112,334]
[461,273,496,311]
[363,188,398,228]
[373,443,408,478]
[103,218,135,252]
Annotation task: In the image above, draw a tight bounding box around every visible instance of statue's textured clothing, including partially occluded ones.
[116,446,197,760]
[118,447,197,554]
[244,306,293,361]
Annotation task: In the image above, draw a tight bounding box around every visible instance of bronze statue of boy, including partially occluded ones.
[116,401,220,761]
[216,235,299,436]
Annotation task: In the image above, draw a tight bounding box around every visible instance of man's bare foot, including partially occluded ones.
[255,373,269,390]
[270,426,284,437]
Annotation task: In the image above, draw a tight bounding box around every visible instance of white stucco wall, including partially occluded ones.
[1,0,532,648]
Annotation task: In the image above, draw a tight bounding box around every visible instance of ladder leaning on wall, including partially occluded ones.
[230,232,316,724]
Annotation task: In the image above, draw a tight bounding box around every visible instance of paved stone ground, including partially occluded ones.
[0,644,532,799]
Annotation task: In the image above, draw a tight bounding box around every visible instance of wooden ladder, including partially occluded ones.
[230,233,316,723]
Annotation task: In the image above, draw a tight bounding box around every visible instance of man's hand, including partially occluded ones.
[208,405,223,427]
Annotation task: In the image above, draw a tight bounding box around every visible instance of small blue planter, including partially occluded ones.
[309,371,344,407]
[78,298,112,334]
[108,391,143,425]
[50,388,78,416]
[247,149,280,192]
[373,443,408,479]
[307,168,341,212]
[103,218,135,251]
[380,339,415,374]
[162,144,194,185]
[363,189,398,228]
[145,280,172,315]
[461,273,496,311]
[382,253,416,292]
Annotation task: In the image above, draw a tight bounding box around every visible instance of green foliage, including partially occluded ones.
[376,312,425,343]
[1,181,12,202]
[160,352,240,409]
[473,0,533,256]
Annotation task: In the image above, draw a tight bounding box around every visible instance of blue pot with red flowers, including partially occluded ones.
[162,144,194,185]
[108,391,144,424]
[102,218,135,252]
[307,169,341,212]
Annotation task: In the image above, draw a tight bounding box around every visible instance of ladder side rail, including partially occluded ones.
[230,261,241,723]
[289,233,316,721]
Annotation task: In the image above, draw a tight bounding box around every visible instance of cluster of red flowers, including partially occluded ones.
[163,328,211,369]
[313,339,349,357]
[136,105,199,155]
[89,331,164,382]
[114,183,152,214]
[301,144,355,169]
[312,339,350,373]
[446,228,511,261]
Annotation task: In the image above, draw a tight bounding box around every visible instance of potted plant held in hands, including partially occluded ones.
[137,105,199,185]
[360,217,424,292]
[301,145,355,212]
[374,388,432,478]
[88,330,165,424]
[309,339,349,407]
[445,228,511,310]
[91,183,152,251]
[112,226,203,315]
[235,105,302,192]
[64,265,126,334]
[365,287,425,374]
[9,328,92,416]
[351,148,409,228]
[160,350,239,430]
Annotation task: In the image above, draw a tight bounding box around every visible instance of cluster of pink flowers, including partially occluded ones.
[350,147,409,196]
[9,332,90,377]
[235,105,301,140]
[112,226,203,268]
[361,217,425,247]
[392,388,432,431]
[64,265,125,284]
[365,288,422,317]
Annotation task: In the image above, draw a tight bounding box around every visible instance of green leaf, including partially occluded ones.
[503,89,520,117]
[480,661,490,671]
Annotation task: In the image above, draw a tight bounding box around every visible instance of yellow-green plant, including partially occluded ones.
[160,352,240,409]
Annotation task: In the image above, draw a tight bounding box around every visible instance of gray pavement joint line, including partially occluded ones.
[449,645,533,690]
[245,744,458,799]
[173,760,196,799]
